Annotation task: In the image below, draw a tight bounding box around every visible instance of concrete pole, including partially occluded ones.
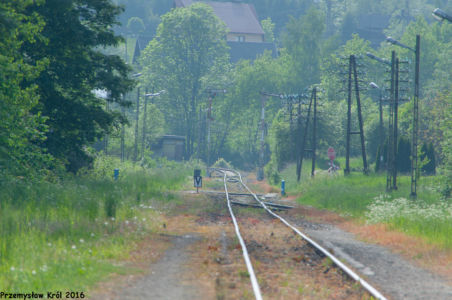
[411,35,420,198]
[257,95,266,181]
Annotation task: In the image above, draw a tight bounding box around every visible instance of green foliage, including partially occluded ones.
[20,0,135,173]
[261,17,275,43]
[0,0,59,178]
[127,16,145,34]
[264,159,281,185]
[0,160,190,290]
[140,3,229,158]
[396,136,411,173]
[268,109,297,169]
[212,158,232,169]
[420,142,436,175]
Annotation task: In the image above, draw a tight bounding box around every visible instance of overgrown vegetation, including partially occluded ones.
[0,155,191,291]
[278,162,452,249]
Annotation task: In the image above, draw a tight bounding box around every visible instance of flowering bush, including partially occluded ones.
[366,195,452,224]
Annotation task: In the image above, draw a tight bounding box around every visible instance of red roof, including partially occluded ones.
[174,1,264,35]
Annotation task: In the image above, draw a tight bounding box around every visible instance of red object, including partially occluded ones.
[327,147,336,160]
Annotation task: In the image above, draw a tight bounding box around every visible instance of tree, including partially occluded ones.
[140,3,229,158]
[0,0,55,177]
[22,0,135,173]
[282,7,325,90]
[261,17,275,43]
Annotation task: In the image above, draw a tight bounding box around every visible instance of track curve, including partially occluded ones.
[212,167,387,300]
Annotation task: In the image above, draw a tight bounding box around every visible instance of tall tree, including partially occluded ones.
[140,3,229,158]
[22,0,135,172]
[0,0,53,177]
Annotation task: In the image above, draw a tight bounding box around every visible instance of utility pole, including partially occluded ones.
[386,51,395,191]
[257,94,267,181]
[352,55,368,174]
[104,98,110,155]
[141,87,149,161]
[121,37,128,162]
[133,87,140,162]
[207,93,213,176]
[345,55,368,175]
[379,88,384,159]
[121,94,126,162]
[393,57,400,190]
[345,55,352,175]
[296,96,302,178]
[386,35,421,197]
[311,87,317,177]
[297,90,313,182]
[411,35,420,198]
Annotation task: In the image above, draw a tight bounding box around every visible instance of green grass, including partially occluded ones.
[0,157,192,292]
[276,159,452,249]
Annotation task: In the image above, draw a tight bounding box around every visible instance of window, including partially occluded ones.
[236,35,245,42]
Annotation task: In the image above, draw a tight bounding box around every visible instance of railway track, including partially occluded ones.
[210,167,387,300]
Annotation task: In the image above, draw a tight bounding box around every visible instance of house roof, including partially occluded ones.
[175,1,264,35]
[227,41,277,63]
[174,0,193,7]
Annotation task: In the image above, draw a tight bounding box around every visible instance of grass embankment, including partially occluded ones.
[0,157,192,292]
[277,159,452,250]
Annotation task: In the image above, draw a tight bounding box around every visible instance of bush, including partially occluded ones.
[264,160,281,185]
[396,136,411,173]
[421,142,436,175]
[212,158,233,169]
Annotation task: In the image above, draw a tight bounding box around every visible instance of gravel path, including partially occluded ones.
[301,222,452,300]
[115,234,201,300]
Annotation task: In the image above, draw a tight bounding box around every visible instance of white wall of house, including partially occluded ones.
[227,33,264,43]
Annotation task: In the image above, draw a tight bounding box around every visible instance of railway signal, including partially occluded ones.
[194,169,202,193]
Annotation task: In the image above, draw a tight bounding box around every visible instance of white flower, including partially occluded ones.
[90,233,95,237]
[72,245,76,250]
[31,270,36,275]
[104,222,109,226]
[40,265,48,272]
[79,239,84,243]
[125,220,129,225]
[142,218,146,222]
[10,266,15,271]
[111,217,115,221]
[47,243,52,247]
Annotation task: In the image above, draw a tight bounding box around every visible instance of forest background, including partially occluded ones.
[1,0,451,194]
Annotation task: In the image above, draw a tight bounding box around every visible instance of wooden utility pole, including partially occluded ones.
[345,55,368,175]
[311,87,317,177]
[141,88,149,161]
[296,90,313,182]
[133,87,140,162]
[120,94,125,162]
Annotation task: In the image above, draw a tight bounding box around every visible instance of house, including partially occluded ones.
[174,0,277,62]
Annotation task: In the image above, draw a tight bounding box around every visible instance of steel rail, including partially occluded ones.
[220,171,263,300]
[228,169,387,300]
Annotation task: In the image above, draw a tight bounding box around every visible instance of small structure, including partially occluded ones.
[153,135,185,161]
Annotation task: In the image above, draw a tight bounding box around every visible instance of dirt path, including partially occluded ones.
[113,234,202,300]
[301,222,452,299]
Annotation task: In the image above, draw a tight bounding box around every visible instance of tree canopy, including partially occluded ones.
[140,3,229,158]
[20,0,135,172]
